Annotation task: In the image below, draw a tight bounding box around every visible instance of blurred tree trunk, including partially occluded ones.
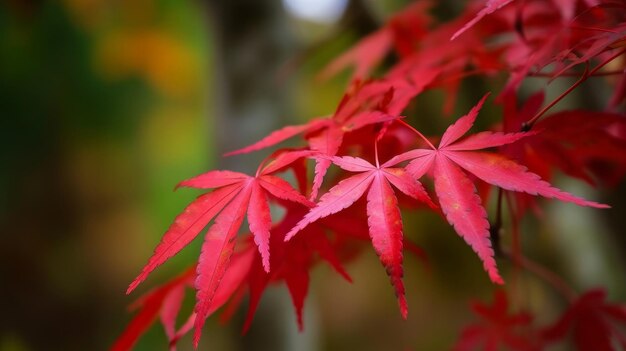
[202,1,311,350]
[204,0,295,173]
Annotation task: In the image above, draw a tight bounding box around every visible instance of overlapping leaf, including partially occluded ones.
[225,81,415,199]
[240,205,353,332]
[285,154,435,318]
[454,290,542,351]
[319,1,433,81]
[502,92,626,188]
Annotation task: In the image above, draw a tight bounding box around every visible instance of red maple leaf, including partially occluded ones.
[112,268,195,351]
[454,290,542,351]
[389,94,608,284]
[284,151,436,319]
[542,289,626,350]
[123,150,315,346]
[113,245,255,351]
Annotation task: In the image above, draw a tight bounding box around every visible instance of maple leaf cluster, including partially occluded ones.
[455,289,626,351]
[115,0,626,349]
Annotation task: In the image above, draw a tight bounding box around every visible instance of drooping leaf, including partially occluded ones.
[248,182,272,271]
[366,172,408,318]
[286,154,435,317]
[241,205,353,333]
[433,155,503,284]
[396,94,607,284]
[193,184,252,346]
[286,268,310,330]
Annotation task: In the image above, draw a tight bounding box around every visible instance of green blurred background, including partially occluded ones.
[1,1,625,350]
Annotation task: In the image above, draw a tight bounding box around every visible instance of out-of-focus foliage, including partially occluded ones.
[0,1,211,350]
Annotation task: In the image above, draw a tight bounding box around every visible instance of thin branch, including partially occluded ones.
[528,69,624,78]
[502,249,578,303]
[568,24,619,34]
[374,138,380,168]
[397,119,437,150]
[588,47,626,76]
[523,48,626,130]
[490,188,504,257]
[522,61,589,131]
[504,191,522,263]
